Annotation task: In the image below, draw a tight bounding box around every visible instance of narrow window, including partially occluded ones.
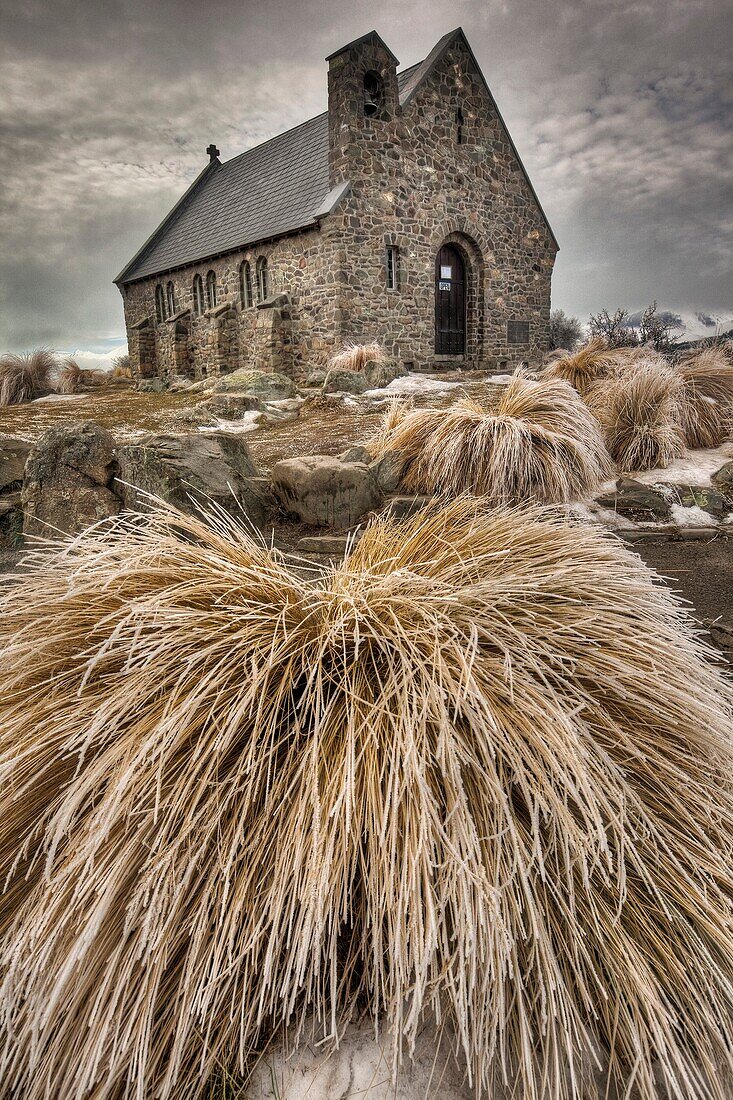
[364,70,384,118]
[386,246,399,291]
[166,281,176,317]
[191,275,202,319]
[206,270,217,310]
[155,284,165,323]
[240,260,253,308]
[456,108,464,145]
[256,257,268,302]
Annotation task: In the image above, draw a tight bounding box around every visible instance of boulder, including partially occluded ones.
[0,436,32,491]
[22,422,122,537]
[677,485,729,518]
[363,357,409,389]
[199,393,263,420]
[339,445,373,464]
[384,495,433,521]
[595,478,671,522]
[271,455,381,528]
[137,378,166,394]
[304,367,328,388]
[117,431,272,527]
[322,368,368,396]
[244,1015,473,1100]
[211,368,296,400]
[711,461,733,496]
[371,450,405,493]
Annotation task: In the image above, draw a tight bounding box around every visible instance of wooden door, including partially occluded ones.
[435,245,465,355]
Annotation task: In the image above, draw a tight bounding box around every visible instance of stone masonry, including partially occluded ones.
[118,29,557,380]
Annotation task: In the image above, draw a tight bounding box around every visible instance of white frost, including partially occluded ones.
[365,373,463,398]
[629,447,730,488]
[670,503,717,528]
[198,411,262,434]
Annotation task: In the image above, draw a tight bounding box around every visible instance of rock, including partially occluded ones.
[117,431,272,527]
[322,368,368,395]
[244,1014,473,1100]
[22,422,122,537]
[170,404,218,427]
[271,456,381,528]
[339,445,373,464]
[677,485,729,518]
[0,491,23,549]
[137,378,166,394]
[304,367,328,388]
[711,461,733,496]
[371,450,404,493]
[167,374,194,392]
[595,479,670,521]
[199,393,263,420]
[211,368,296,400]
[0,437,32,491]
[384,495,433,520]
[297,534,355,556]
[363,357,409,389]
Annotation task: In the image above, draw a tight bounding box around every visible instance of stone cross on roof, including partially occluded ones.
[206,144,220,162]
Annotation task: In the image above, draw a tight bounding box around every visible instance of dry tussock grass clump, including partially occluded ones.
[328,340,386,372]
[585,358,686,471]
[57,357,111,394]
[111,353,133,379]
[370,372,611,503]
[0,348,56,406]
[0,499,732,1100]
[542,339,664,396]
[676,346,733,448]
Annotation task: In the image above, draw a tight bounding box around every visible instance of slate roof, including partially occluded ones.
[116,30,556,283]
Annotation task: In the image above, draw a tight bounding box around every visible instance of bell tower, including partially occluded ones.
[326,30,400,188]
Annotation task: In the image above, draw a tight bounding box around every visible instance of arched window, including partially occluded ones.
[240,260,253,308]
[166,281,176,317]
[206,270,217,310]
[256,257,268,302]
[456,108,464,145]
[192,273,203,316]
[155,283,165,323]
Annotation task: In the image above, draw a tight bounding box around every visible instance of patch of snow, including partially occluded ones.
[594,506,639,530]
[198,412,262,435]
[365,373,462,398]
[486,373,514,385]
[670,503,717,528]
[628,447,730,487]
[32,393,88,403]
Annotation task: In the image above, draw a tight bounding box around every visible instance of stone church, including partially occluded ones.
[116,27,558,379]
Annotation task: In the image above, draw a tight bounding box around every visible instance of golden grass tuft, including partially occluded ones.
[0,348,56,406]
[328,340,386,372]
[676,346,733,448]
[57,357,110,394]
[369,372,612,503]
[585,358,686,471]
[1,498,732,1099]
[111,353,133,379]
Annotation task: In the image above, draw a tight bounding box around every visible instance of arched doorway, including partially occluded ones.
[434,244,466,355]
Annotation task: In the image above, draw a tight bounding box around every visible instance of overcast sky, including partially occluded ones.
[1,0,731,354]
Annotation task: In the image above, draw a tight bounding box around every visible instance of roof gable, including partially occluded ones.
[116,29,556,284]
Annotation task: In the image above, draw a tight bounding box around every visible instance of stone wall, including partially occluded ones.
[120,226,342,381]
[119,30,557,379]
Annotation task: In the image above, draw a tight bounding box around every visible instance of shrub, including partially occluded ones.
[111,353,133,379]
[548,308,583,351]
[57,357,110,394]
[587,307,638,349]
[585,358,686,471]
[371,371,612,503]
[676,346,733,448]
[328,341,386,372]
[0,348,56,406]
[0,499,732,1100]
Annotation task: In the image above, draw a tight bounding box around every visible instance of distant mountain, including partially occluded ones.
[618,309,732,346]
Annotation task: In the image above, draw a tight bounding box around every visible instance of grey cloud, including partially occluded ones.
[0,0,731,350]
